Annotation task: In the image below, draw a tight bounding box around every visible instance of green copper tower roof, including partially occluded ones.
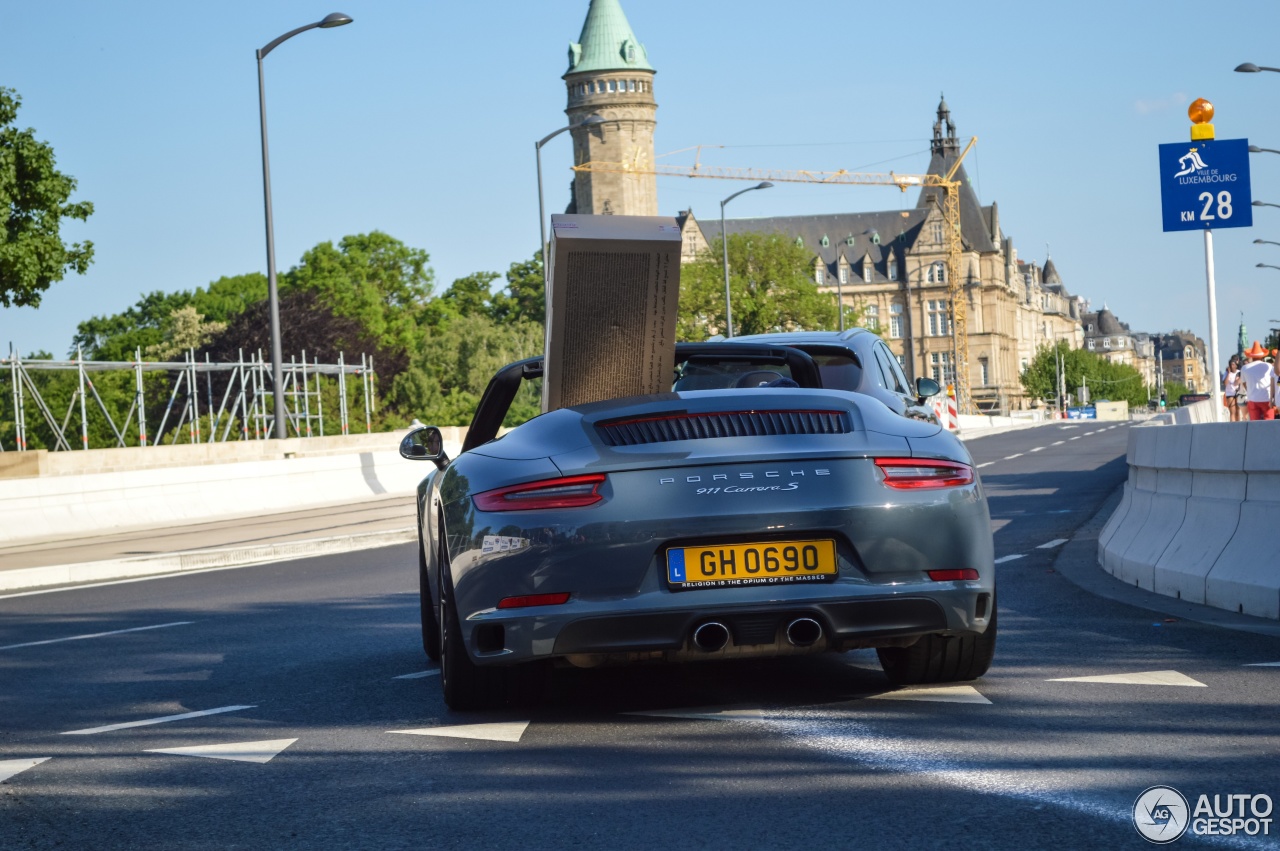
[565,0,653,75]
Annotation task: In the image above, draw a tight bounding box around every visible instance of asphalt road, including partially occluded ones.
[4,421,1280,850]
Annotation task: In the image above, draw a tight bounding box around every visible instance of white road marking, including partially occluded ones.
[624,706,766,722]
[63,705,255,735]
[0,757,51,783]
[1037,539,1068,549]
[868,685,991,705]
[393,670,440,680]
[1003,453,1023,460]
[1244,662,1280,667]
[146,738,297,764]
[1047,670,1206,687]
[1029,447,1045,452]
[389,721,530,743]
[976,462,994,469]
[994,554,1024,564]
[1051,440,1065,446]
[1069,436,1080,440]
[765,712,1202,845]
[1084,431,1096,435]
[0,621,194,651]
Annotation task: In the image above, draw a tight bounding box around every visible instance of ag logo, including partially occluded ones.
[1134,786,1190,844]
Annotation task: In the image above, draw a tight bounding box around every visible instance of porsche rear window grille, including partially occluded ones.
[596,410,851,447]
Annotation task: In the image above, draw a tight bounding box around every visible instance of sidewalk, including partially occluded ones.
[0,496,417,594]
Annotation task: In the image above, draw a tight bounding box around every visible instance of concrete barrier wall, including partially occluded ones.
[1098,419,1280,618]
[0,428,467,546]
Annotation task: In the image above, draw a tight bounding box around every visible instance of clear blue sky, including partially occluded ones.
[4,0,1280,366]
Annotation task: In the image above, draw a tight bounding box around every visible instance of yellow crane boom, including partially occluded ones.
[573,136,979,414]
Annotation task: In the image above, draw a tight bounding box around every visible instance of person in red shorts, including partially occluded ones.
[1240,341,1276,420]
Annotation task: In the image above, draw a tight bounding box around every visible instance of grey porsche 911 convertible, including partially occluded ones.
[401,343,995,709]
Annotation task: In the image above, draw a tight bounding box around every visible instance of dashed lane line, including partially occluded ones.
[63,705,255,736]
[146,738,297,764]
[1037,539,1068,549]
[1069,436,1081,440]
[393,670,440,680]
[1003,453,1023,460]
[0,621,194,652]
[976,462,994,469]
[1029,447,1045,452]
[1052,440,1065,446]
[0,757,50,783]
[994,554,1025,564]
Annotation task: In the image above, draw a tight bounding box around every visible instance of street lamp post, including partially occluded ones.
[1253,201,1280,211]
[1236,63,1280,74]
[535,114,605,285]
[1258,263,1280,272]
[1254,239,1280,248]
[1250,145,1280,156]
[719,182,773,338]
[257,12,353,440]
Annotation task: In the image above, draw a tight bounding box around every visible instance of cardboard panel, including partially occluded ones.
[545,214,682,412]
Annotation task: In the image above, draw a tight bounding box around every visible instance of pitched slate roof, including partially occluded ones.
[712,209,929,282]
[565,0,653,75]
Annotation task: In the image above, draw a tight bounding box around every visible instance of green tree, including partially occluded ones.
[677,232,837,340]
[145,306,227,360]
[0,88,94,307]
[190,273,268,323]
[435,271,500,323]
[389,313,544,427]
[285,231,433,358]
[1020,341,1152,409]
[490,251,545,324]
[73,290,192,360]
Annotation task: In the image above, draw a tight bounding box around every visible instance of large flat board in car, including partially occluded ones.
[545,214,682,412]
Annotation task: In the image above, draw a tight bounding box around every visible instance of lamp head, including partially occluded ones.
[580,114,606,127]
[1250,145,1263,153]
[756,182,773,190]
[319,12,353,28]
[1236,62,1262,73]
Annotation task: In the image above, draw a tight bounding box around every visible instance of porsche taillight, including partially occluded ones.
[874,458,974,489]
[473,474,607,512]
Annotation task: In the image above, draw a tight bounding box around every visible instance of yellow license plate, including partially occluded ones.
[667,540,837,588]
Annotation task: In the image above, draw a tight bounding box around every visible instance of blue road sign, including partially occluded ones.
[1159,138,1253,232]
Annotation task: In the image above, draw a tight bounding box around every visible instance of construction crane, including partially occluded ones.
[573,138,979,413]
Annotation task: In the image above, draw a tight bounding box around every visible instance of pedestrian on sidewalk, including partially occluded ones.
[1223,357,1242,422]
[1241,341,1276,421]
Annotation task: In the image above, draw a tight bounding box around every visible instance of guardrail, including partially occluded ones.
[1098,411,1280,618]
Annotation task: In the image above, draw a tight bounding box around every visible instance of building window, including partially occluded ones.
[895,353,906,369]
[608,80,617,92]
[932,222,944,243]
[863,258,874,281]
[927,299,951,336]
[979,357,990,386]
[889,303,903,338]
[927,261,946,283]
[628,80,636,92]
[820,235,830,247]
[839,266,848,285]
[814,263,824,285]
[865,304,879,331]
[1185,345,1193,358]
[1087,339,1095,350]
[1103,337,1111,349]
[888,259,898,281]
[930,351,954,384]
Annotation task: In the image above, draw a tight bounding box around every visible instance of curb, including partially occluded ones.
[0,527,417,594]
[1051,486,1280,638]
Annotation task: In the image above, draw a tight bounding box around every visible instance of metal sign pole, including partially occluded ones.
[1204,229,1224,420]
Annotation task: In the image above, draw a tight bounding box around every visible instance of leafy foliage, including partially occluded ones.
[0,88,94,308]
[1020,341,1152,408]
[676,232,838,340]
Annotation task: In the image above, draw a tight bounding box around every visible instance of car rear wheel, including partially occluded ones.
[418,534,440,662]
[437,538,542,710]
[876,603,997,686]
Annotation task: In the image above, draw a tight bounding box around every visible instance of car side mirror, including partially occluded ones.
[915,376,941,404]
[400,425,450,471]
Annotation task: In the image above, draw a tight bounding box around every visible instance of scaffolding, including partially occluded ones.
[1,346,376,452]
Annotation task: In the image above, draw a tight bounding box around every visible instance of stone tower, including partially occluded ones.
[563,0,657,216]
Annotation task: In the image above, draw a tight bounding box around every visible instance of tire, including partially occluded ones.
[437,538,543,710]
[418,534,440,662]
[877,603,997,686]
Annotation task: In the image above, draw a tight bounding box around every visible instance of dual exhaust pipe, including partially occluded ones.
[691,617,823,652]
